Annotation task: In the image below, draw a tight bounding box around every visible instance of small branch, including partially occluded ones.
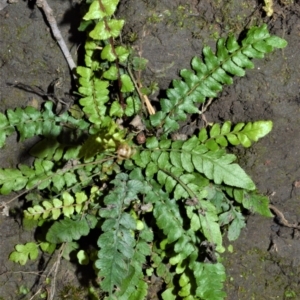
[127,66,156,115]
[29,287,43,300]
[199,97,213,115]
[35,0,76,77]
[199,97,214,127]
[46,244,65,300]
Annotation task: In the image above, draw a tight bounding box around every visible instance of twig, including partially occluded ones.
[269,204,300,229]
[35,0,76,77]
[46,243,65,300]
[200,97,213,115]
[127,66,156,115]
[29,287,43,300]
[199,97,214,127]
[26,244,65,299]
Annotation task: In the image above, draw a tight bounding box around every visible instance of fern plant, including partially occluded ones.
[0,0,287,299]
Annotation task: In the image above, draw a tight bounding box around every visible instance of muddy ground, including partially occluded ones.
[0,0,300,299]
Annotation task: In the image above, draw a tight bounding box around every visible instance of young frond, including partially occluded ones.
[9,242,39,265]
[199,120,273,150]
[78,120,127,159]
[24,191,89,220]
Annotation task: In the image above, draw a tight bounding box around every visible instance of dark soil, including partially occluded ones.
[1,0,300,299]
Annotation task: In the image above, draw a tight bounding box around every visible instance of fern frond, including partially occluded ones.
[77,67,110,125]
[0,102,89,148]
[0,112,15,148]
[151,246,174,286]
[24,191,89,220]
[153,196,185,244]
[186,202,224,253]
[45,214,97,244]
[149,24,287,135]
[242,191,272,217]
[191,262,226,300]
[147,185,215,263]
[133,136,255,190]
[77,0,138,126]
[95,173,147,295]
[146,184,226,298]
[79,119,126,159]
[161,261,226,299]
[30,137,82,162]
[0,159,54,194]
[225,187,272,217]
[0,155,101,196]
[9,242,39,265]
[77,64,138,124]
[199,120,273,150]
[116,227,153,300]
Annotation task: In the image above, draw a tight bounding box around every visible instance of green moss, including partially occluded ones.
[146,3,205,31]
[284,288,297,298]
[59,285,87,300]
[147,12,162,24]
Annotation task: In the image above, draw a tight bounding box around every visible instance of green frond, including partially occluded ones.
[95,173,147,295]
[0,158,54,194]
[0,111,15,148]
[9,242,39,265]
[152,248,174,286]
[24,191,89,220]
[0,102,89,149]
[0,156,95,196]
[186,201,224,253]
[116,266,147,300]
[77,53,137,124]
[45,214,97,244]
[149,192,226,297]
[116,227,153,300]
[149,24,287,135]
[225,187,272,217]
[199,120,273,150]
[133,136,255,191]
[77,68,110,125]
[30,138,82,163]
[0,167,29,195]
[153,196,185,244]
[162,262,226,299]
[242,191,272,217]
[76,0,137,127]
[192,262,226,299]
[79,120,126,159]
